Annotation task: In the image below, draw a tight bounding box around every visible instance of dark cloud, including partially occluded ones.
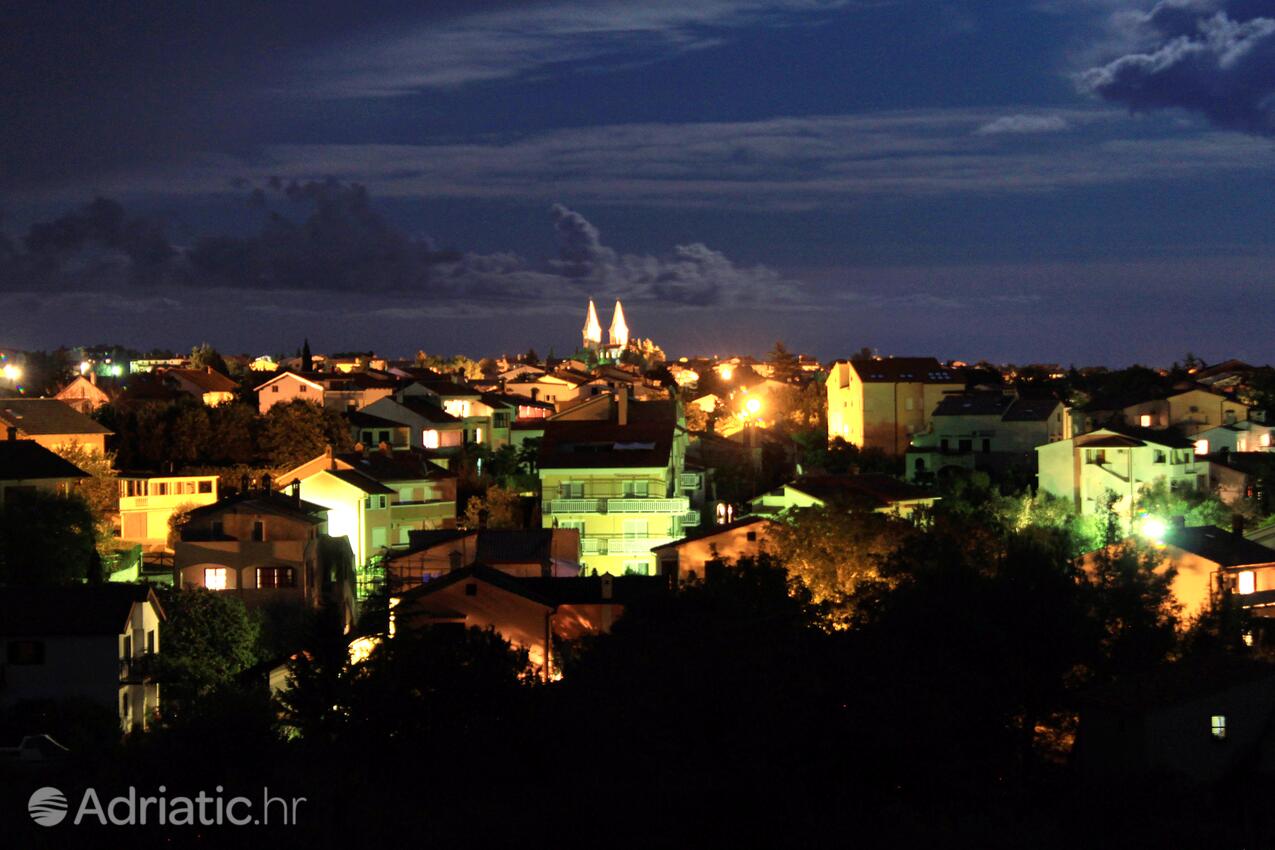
[0,182,791,311]
[1082,0,1275,135]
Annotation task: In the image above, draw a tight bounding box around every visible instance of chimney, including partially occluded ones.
[5,425,16,441]
[617,389,629,426]
[89,370,97,386]
[1233,515,1246,537]
[291,479,301,506]
[448,550,463,571]
[239,473,250,494]
[325,444,335,470]
[600,574,613,600]
[261,472,273,493]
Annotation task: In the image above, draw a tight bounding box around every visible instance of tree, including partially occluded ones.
[168,403,213,464]
[1135,478,1229,530]
[463,485,523,529]
[53,443,119,550]
[769,506,917,624]
[301,338,313,372]
[1085,539,1180,679]
[207,401,258,465]
[190,342,229,376]
[259,400,353,469]
[0,490,98,585]
[153,586,261,719]
[767,340,802,384]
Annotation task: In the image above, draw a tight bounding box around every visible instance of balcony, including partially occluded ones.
[546,498,602,514]
[606,497,690,514]
[581,536,675,555]
[678,472,701,490]
[681,511,701,528]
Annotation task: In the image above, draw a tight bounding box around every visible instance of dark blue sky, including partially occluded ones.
[4,0,1275,364]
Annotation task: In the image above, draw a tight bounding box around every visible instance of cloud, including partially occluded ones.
[304,1,860,97]
[0,183,795,314]
[976,114,1072,134]
[1080,0,1275,135]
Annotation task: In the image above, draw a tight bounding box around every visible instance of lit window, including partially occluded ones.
[1244,631,1255,647]
[204,568,228,590]
[475,427,483,443]
[1263,433,1272,448]
[1194,439,1209,456]
[257,567,296,589]
[1238,571,1256,595]
[1211,715,1227,739]
[1140,414,1152,427]
[423,430,439,449]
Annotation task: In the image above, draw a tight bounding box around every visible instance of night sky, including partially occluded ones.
[3,0,1274,364]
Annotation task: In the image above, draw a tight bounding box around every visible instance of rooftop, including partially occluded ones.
[0,398,112,436]
[0,439,91,481]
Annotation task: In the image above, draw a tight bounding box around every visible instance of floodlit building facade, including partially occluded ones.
[826,357,963,455]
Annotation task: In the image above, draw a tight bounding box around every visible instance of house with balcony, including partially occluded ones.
[117,472,220,546]
[1076,385,1248,437]
[347,410,413,450]
[384,528,582,590]
[0,584,164,732]
[905,392,1069,482]
[538,395,692,576]
[1036,426,1206,520]
[174,486,357,624]
[826,357,964,455]
[360,395,466,454]
[0,398,112,454]
[503,372,582,408]
[0,438,89,504]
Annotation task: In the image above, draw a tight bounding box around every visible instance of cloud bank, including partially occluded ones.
[1081,0,1275,135]
[0,183,794,315]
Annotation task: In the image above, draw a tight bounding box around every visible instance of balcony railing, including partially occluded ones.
[119,653,159,683]
[546,498,602,514]
[581,536,675,555]
[678,472,701,490]
[681,511,701,528]
[606,497,690,514]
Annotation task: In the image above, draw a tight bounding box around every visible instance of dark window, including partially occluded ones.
[465,582,478,596]
[7,639,45,665]
[257,567,296,589]
[378,430,390,444]
[362,430,374,444]
[958,439,972,453]
[198,480,212,494]
[252,520,265,542]
[146,630,155,654]
[746,531,758,542]
[981,439,991,453]
[271,385,280,393]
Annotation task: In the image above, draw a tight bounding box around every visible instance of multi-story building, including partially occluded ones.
[826,357,963,455]
[538,394,694,576]
[1036,426,1206,519]
[905,392,1069,481]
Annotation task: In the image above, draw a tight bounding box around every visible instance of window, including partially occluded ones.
[624,560,650,575]
[252,520,265,541]
[1153,450,1166,464]
[905,397,914,411]
[494,412,510,428]
[400,487,416,502]
[371,527,388,548]
[378,430,390,445]
[204,567,228,590]
[7,639,45,665]
[1194,439,1209,456]
[1238,570,1256,595]
[198,480,212,494]
[123,635,132,660]
[1263,433,1272,448]
[559,520,585,534]
[146,630,155,654]
[957,439,972,453]
[156,482,168,496]
[361,430,374,444]
[623,480,650,498]
[271,385,280,393]
[746,530,758,542]
[423,430,440,449]
[560,482,585,499]
[623,519,648,539]
[1211,715,1227,740]
[1140,414,1152,427]
[257,567,296,589]
[299,385,307,393]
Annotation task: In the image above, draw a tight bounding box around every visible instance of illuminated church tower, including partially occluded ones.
[608,300,629,350]
[582,299,603,350]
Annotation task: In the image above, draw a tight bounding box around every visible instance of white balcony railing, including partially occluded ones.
[606,497,690,514]
[581,537,675,555]
[681,511,701,528]
[546,498,602,514]
[678,472,701,490]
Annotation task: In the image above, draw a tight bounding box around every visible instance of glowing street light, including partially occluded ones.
[744,396,762,417]
[1139,516,1167,544]
[1,363,22,383]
